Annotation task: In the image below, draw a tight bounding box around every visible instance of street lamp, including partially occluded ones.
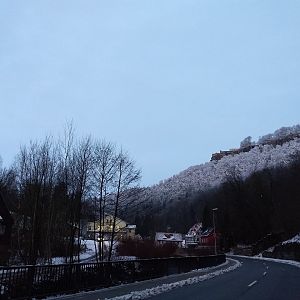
[212,208,218,255]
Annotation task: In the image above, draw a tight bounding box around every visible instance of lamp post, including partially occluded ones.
[212,208,218,255]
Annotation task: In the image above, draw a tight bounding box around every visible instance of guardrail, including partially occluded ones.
[0,254,225,299]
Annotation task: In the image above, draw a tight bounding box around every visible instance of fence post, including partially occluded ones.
[27,265,35,299]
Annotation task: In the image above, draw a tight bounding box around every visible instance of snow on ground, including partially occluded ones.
[80,239,97,261]
[104,259,241,300]
[51,257,66,264]
[1,285,5,294]
[112,256,137,261]
[50,239,98,264]
[264,246,275,253]
[282,233,300,245]
[231,255,300,269]
[49,239,124,264]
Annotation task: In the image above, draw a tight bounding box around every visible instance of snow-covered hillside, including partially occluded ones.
[141,126,300,206]
[282,234,300,245]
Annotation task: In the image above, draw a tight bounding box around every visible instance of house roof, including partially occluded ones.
[187,223,202,235]
[155,232,183,242]
[87,214,127,225]
[126,225,136,229]
[201,228,214,237]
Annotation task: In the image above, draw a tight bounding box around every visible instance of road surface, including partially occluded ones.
[151,257,300,300]
[54,256,300,300]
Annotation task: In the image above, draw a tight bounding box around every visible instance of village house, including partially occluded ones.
[185,223,202,248]
[199,228,218,247]
[155,232,183,247]
[84,213,136,240]
[185,223,220,248]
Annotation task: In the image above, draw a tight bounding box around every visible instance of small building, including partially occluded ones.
[185,223,220,249]
[185,223,202,248]
[199,228,216,246]
[125,224,136,239]
[184,234,198,248]
[155,232,183,247]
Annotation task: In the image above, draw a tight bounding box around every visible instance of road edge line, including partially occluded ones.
[229,255,300,269]
[104,258,242,300]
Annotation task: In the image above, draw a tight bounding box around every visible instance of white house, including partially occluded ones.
[155,232,183,247]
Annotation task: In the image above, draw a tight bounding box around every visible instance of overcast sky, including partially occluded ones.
[0,1,300,186]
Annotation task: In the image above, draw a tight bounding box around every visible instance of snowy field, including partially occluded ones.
[51,239,98,264]
[51,239,131,264]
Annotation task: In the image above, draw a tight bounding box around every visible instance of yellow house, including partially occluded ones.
[87,214,136,240]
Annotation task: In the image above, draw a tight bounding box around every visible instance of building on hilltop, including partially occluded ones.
[211,146,256,161]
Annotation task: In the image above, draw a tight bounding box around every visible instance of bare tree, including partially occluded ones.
[4,122,142,264]
[15,137,58,264]
[108,150,141,261]
[73,136,93,262]
[93,141,117,261]
[58,127,94,263]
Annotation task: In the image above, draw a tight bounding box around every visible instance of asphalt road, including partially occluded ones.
[151,257,300,300]
[54,257,300,300]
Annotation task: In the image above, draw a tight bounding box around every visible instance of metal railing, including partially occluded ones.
[0,254,225,299]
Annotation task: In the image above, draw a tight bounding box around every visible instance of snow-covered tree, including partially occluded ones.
[240,136,252,148]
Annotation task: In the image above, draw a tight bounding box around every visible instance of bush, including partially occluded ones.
[117,239,177,258]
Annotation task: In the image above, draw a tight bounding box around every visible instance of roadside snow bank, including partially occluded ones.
[105,258,241,300]
[232,254,300,268]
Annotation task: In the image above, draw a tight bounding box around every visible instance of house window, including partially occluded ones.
[88,226,92,231]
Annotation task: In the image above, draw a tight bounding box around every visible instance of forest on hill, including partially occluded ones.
[132,126,300,247]
[1,125,300,264]
[134,153,300,248]
[135,125,300,211]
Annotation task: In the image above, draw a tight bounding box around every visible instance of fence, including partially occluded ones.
[0,254,225,299]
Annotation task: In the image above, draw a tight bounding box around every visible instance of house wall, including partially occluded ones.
[126,228,136,239]
[87,215,127,234]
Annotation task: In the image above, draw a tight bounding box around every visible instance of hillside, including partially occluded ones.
[130,125,300,244]
[140,125,300,207]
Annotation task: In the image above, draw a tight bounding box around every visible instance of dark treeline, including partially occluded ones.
[0,124,140,265]
[134,152,300,247]
[2,127,300,264]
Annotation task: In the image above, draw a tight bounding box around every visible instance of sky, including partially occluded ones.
[0,0,300,186]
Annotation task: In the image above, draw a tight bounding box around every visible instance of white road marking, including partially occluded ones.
[263,272,267,276]
[266,266,269,269]
[248,280,257,287]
